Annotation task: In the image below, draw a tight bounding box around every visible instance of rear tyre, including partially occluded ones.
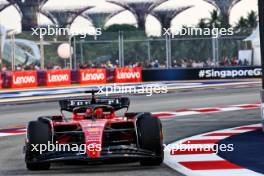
[25,121,51,170]
[137,113,164,166]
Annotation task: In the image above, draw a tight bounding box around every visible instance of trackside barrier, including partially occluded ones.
[71,70,79,84]
[142,66,262,81]
[10,71,38,88]
[115,67,142,83]
[0,67,261,89]
[46,70,71,86]
[37,70,46,86]
[106,68,115,83]
[79,69,107,84]
[0,72,2,89]
[2,71,11,88]
[0,67,142,89]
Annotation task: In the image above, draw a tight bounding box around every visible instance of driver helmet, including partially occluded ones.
[94,108,104,119]
[85,108,93,119]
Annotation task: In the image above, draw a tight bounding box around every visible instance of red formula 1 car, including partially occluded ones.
[24,91,163,170]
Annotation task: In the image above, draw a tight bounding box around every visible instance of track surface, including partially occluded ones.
[0,85,261,176]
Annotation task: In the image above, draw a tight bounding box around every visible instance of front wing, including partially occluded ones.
[26,145,158,163]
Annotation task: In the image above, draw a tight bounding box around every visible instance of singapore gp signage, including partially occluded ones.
[115,67,142,83]
[46,70,71,86]
[142,66,262,81]
[11,71,37,88]
[79,69,106,84]
[198,68,262,79]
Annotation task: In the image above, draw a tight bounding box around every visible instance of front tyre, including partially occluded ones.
[25,121,51,170]
[137,113,164,166]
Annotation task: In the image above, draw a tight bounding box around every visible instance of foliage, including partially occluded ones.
[105,24,138,32]
[234,11,258,35]
[17,10,257,66]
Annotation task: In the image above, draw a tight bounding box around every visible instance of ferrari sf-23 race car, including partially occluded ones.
[24,91,163,170]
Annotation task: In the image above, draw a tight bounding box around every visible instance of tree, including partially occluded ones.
[197,10,222,29]
[107,0,168,31]
[203,0,242,27]
[105,24,137,32]
[151,6,193,29]
[8,0,48,31]
[247,11,258,29]
[234,10,258,35]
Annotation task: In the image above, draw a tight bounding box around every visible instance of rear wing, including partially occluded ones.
[59,97,130,112]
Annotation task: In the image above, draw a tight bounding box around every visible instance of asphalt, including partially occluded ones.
[0,85,262,176]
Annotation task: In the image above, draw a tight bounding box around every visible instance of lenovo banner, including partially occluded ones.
[0,73,2,89]
[115,67,142,83]
[79,69,106,84]
[11,71,37,88]
[46,70,71,86]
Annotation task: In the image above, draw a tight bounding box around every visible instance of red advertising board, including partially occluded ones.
[46,70,71,86]
[11,71,38,88]
[79,69,106,84]
[115,67,142,83]
[0,73,2,89]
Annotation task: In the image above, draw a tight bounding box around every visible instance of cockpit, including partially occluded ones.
[72,105,116,121]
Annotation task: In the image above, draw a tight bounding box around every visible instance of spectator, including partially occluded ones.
[106,60,114,68]
[154,60,159,68]
[1,64,7,71]
[243,59,249,66]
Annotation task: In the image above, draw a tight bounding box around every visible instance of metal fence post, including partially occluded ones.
[258,0,264,131]
[11,34,16,71]
[165,34,172,68]
[80,40,84,65]
[40,35,45,70]
[216,36,219,66]
[212,35,220,67]
[68,35,72,70]
[73,36,77,70]
[0,33,2,71]
[147,40,151,62]
[212,37,216,66]
[118,31,124,67]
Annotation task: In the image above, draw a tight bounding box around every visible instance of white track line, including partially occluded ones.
[164,124,263,176]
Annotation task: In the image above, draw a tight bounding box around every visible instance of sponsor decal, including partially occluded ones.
[86,128,100,135]
[198,68,262,79]
[11,71,37,88]
[115,67,142,83]
[46,70,71,86]
[79,69,106,84]
[87,128,99,132]
[0,73,2,89]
